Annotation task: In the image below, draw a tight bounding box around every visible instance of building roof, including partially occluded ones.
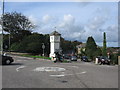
[50,31,61,36]
[76,43,86,48]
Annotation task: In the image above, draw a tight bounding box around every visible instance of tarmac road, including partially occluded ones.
[2,55,118,88]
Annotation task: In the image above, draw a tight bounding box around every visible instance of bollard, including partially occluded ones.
[95,58,98,64]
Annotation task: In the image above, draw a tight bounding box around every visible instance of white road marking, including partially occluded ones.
[16,66,26,72]
[50,71,87,77]
[50,75,65,77]
[68,66,79,68]
[33,67,66,72]
[80,71,86,74]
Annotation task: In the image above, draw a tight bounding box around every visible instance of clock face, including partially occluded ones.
[51,37,53,40]
[55,36,58,40]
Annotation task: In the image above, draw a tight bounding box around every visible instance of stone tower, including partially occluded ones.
[49,31,61,57]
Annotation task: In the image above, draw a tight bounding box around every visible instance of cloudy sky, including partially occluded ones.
[1,1,118,47]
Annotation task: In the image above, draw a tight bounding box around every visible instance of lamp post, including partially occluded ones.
[9,29,10,54]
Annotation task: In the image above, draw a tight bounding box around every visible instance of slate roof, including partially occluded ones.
[50,31,61,36]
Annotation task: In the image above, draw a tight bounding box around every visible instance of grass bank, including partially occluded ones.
[20,54,51,60]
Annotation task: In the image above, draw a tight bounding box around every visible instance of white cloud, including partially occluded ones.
[106,25,118,42]
[80,7,115,42]
[28,15,37,25]
[58,14,75,28]
[28,13,117,45]
[42,14,52,24]
[63,14,75,25]
[87,15,108,30]
[57,14,85,40]
[81,24,118,43]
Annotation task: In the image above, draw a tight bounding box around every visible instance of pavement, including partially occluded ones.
[2,55,118,88]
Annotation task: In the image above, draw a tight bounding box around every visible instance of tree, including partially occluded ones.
[85,36,101,60]
[60,37,82,54]
[1,12,34,43]
[102,32,107,56]
[10,33,50,55]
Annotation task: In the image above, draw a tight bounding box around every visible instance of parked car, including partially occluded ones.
[1,54,14,65]
[64,55,70,59]
[98,56,110,65]
[81,56,89,62]
[70,56,77,61]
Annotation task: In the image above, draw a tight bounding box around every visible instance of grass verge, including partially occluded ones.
[20,54,51,60]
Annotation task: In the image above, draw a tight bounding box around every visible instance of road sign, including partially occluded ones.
[42,44,45,49]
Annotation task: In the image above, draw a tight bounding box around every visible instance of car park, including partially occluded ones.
[1,54,14,65]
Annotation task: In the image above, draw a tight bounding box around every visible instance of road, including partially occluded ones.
[2,55,118,88]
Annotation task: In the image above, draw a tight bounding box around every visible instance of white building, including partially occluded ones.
[49,31,61,58]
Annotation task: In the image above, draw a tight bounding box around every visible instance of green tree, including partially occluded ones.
[60,37,82,54]
[10,33,50,55]
[85,36,101,60]
[102,32,107,56]
[1,12,34,43]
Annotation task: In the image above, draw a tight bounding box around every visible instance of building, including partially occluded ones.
[49,31,61,57]
[76,43,86,55]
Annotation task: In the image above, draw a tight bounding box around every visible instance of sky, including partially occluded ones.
[0,1,118,47]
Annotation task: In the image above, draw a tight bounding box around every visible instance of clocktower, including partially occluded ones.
[50,31,61,57]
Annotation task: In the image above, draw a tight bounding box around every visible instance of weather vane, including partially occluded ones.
[54,26,57,31]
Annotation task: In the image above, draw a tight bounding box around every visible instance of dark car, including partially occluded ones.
[98,56,110,65]
[64,55,70,59]
[1,55,14,65]
[70,56,77,61]
[81,56,89,62]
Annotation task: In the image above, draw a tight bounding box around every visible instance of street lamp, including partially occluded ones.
[9,29,10,54]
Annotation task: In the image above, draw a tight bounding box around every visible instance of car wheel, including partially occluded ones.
[107,62,110,65]
[5,59,11,65]
[54,61,57,63]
